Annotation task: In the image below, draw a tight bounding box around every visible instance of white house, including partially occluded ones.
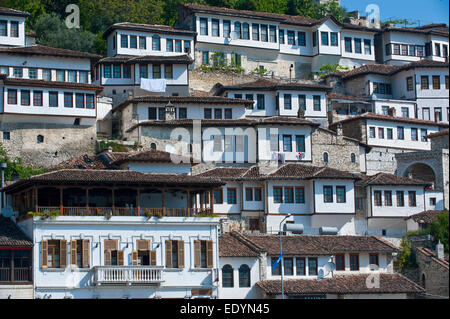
[375,24,449,66]
[3,169,224,299]
[219,231,424,299]
[177,3,378,78]
[0,7,28,48]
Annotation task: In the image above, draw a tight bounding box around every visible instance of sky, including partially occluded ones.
[341,0,449,26]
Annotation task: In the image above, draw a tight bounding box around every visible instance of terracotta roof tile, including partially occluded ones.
[268,164,360,180]
[356,173,431,187]
[0,217,32,248]
[103,22,196,38]
[219,232,260,257]
[0,45,101,59]
[407,210,448,224]
[416,246,449,269]
[112,149,189,165]
[97,54,193,65]
[329,113,450,128]
[256,274,424,295]
[3,78,103,92]
[425,129,449,139]
[0,7,30,17]
[220,78,331,92]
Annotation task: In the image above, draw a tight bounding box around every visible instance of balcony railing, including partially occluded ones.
[0,267,31,283]
[93,266,164,285]
[34,207,213,217]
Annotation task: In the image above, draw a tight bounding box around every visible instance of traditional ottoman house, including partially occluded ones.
[177,2,378,79]
[0,215,33,299]
[219,231,424,299]
[2,169,224,299]
[375,23,449,66]
[0,7,29,48]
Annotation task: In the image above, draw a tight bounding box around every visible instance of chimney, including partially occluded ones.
[436,240,445,260]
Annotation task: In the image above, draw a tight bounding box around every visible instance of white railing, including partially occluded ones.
[94,266,164,285]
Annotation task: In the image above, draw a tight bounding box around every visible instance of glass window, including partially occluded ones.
[164,64,173,79]
[245,188,253,202]
[354,38,362,53]
[397,126,404,140]
[49,91,58,107]
[200,18,208,35]
[369,254,379,268]
[435,43,441,56]
[422,108,430,121]
[401,44,408,55]
[330,32,338,46]
[166,39,173,52]
[33,91,43,106]
[421,76,429,90]
[202,51,209,65]
[308,258,318,276]
[212,19,219,37]
[242,23,250,40]
[298,95,306,111]
[261,25,268,42]
[432,76,440,90]
[204,108,212,119]
[397,191,404,207]
[223,20,231,38]
[345,37,352,52]
[409,45,416,56]
[296,258,305,276]
[222,265,234,288]
[409,191,416,207]
[283,258,293,276]
[287,31,296,45]
[313,95,321,111]
[68,71,77,82]
[321,32,329,46]
[123,65,131,79]
[224,108,232,119]
[254,188,262,202]
[421,129,428,142]
[28,68,37,79]
[252,24,260,41]
[8,89,17,104]
[148,107,157,120]
[139,36,146,49]
[79,71,88,83]
[13,67,23,78]
[411,128,418,141]
[214,189,223,204]
[323,186,333,203]
[369,127,376,138]
[184,40,191,54]
[152,65,161,79]
[364,39,371,55]
[239,265,251,287]
[393,44,400,55]
[0,66,9,75]
[103,66,111,79]
[374,190,382,206]
[0,20,7,36]
[113,65,121,78]
[296,135,305,153]
[323,152,329,163]
[284,94,292,110]
[86,94,95,109]
[351,153,357,163]
[174,40,182,53]
[335,254,345,271]
[336,186,346,203]
[350,254,359,271]
[387,128,393,140]
[214,108,222,119]
[295,187,305,204]
[227,188,237,204]
[269,25,276,43]
[384,191,392,206]
[21,90,30,106]
[283,135,292,152]
[284,187,294,204]
[10,21,19,37]
[140,65,148,79]
[273,187,283,204]
[234,22,241,39]
[417,45,424,57]
[271,257,281,276]
[406,77,413,91]
[178,108,187,119]
[64,92,73,108]
[152,36,160,51]
[76,93,85,108]
[130,36,137,49]
[257,94,265,110]
[378,127,385,139]
[121,35,128,48]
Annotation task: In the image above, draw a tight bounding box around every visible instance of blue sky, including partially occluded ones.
[341,0,449,26]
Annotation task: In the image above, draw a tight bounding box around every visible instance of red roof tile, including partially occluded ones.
[356,173,431,187]
[329,113,450,128]
[0,217,32,248]
[0,45,101,60]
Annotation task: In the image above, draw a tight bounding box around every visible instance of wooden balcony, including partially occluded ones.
[0,267,32,283]
[35,206,214,217]
[93,266,164,285]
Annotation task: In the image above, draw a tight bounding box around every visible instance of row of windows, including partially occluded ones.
[419,75,449,90]
[102,64,174,80]
[0,20,19,38]
[280,94,321,112]
[41,239,213,269]
[222,264,251,288]
[115,34,191,54]
[381,106,410,118]
[368,126,429,142]
[0,66,89,83]
[7,89,95,109]
[373,82,392,95]
[386,43,425,57]
[422,107,448,122]
[272,256,318,276]
[147,107,233,121]
[344,37,371,54]
[277,134,306,153]
[201,51,242,68]
[273,185,347,204]
[373,190,417,207]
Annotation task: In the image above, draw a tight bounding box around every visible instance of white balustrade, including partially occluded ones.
[94,266,164,285]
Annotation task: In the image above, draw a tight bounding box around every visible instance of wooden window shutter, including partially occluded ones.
[178,241,185,269]
[165,240,172,268]
[206,241,213,269]
[104,250,111,266]
[150,250,157,266]
[194,240,201,268]
[132,251,138,266]
[41,240,48,269]
[70,240,77,265]
[82,239,90,268]
[117,250,124,266]
[60,240,67,268]
[104,239,118,251]
[137,239,150,251]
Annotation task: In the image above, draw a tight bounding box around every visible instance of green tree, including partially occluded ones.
[396,237,417,271]
[0,144,46,181]
[0,0,46,28]
[429,211,449,253]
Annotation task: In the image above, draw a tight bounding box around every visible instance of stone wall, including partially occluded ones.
[1,122,96,168]
[430,135,449,151]
[366,146,412,175]
[415,249,449,297]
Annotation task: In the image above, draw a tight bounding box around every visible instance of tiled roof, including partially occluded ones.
[219,232,260,257]
[0,217,32,248]
[383,24,449,37]
[356,173,431,187]
[391,60,449,74]
[425,129,449,139]
[256,274,424,295]
[407,210,448,224]
[97,54,193,65]
[416,246,449,269]
[222,232,398,257]
[268,164,360,180]
[327,92,371,102]
[329,113,450,128]
[111,149,186,165]
[197,167,251,180]
[219,78,332,92]
[2,170,225,193]
[0,7,30,17]
[103,22,196,38]
[0,45,101,60]
[54,153,127,170]
[3,78,103,93]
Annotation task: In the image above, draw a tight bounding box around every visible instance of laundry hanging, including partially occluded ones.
[140,78,167,93]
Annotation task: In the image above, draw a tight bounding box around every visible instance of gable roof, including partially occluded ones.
[415,246,449,269]
[0,7,30,17]
[329,113,450,128]
[0,216,32,248]
[356,173,431,187]
[0,45,102,60]
[256,274,424,295]
[103,22,196,39]
[407,210,448,224]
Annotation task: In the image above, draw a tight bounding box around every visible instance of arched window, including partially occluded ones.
[150,143,157,150]
[234,22,241,39]
[351,153,356,163]
[239,264,251,288]
[222,265,234,288]
[323,152,329,164]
